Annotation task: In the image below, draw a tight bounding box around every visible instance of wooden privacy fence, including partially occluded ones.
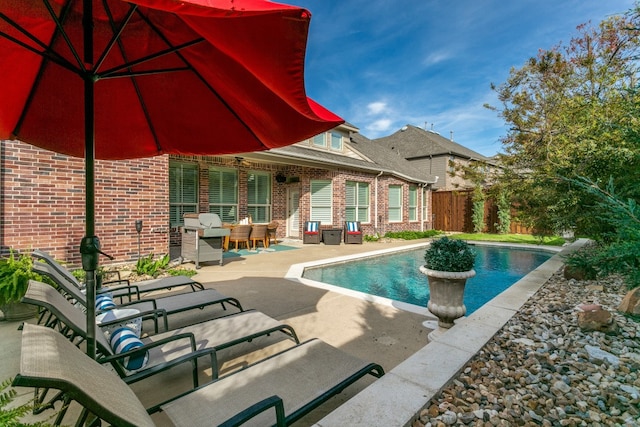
[431,190,532,234]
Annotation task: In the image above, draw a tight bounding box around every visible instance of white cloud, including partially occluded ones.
[366,118,393,133]
[422,51,452,67]
[367,101,387,115]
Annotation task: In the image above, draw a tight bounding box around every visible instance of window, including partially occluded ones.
[408,186,418,221]
[345,181,369,222]
[330,132,343,151]
[388,185,402,222]
[169,162,198,227]
[310,180,332,223]
[247,171,271,223]
[209,167,238,223]
[311,133,326,148]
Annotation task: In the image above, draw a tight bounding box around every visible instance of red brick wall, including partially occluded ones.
[1,140,169,266]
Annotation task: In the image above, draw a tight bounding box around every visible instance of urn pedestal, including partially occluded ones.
[420,266,475,341]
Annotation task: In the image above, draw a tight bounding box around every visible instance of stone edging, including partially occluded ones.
[313,239,589,427]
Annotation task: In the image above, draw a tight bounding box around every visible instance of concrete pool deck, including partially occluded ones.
[0,238,581,426]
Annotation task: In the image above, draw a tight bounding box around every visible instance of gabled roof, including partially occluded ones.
[374,125,491,161]
[245,131,437,184]
[347,133,436,183]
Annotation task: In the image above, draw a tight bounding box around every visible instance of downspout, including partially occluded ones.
[374,171,383,235]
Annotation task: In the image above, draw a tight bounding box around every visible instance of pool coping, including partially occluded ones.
[286,239,585,427]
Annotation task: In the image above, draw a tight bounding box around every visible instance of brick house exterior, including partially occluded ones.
[1,124,437,266]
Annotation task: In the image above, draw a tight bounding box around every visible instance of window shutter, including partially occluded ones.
[311,180,332,223]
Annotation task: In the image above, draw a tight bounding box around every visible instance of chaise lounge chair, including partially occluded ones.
[32,261,243,333]
[14,323,384,427]
[32,249,205,300]
[23,280,299,386]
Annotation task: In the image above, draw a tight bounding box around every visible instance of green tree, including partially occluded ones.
[471,184,486,233]
[495,190,512,234]
[487,9,640,237]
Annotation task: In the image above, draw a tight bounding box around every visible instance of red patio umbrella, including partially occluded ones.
[0,0,343,358]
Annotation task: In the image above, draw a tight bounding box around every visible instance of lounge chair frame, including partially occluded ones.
[32,261,243,332]
[14,324,384,427]
[32,249,205,301]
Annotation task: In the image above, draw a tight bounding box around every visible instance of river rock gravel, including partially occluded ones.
[414,269,640,427]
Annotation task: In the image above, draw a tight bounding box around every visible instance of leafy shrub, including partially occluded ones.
[569,177,640,289]
[0,252,46,305]
[472,185,486,233]
[135,253,170,278]
[424,237,476,272]
[563,245,599,280]
[495,191,512,234]
[384,230,442,240]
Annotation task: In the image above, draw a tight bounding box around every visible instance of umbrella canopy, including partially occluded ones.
[0,0,343,358]
[0,0,342,158]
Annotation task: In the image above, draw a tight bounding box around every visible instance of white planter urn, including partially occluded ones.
[420,266,475,340]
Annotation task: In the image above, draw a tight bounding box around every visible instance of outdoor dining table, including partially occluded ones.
[222,223,270,251]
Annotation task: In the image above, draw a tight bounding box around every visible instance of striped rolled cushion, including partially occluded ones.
[110,327,149,371]
[95,293,116,311]
[346,222,359,233]
[305,222,319,233]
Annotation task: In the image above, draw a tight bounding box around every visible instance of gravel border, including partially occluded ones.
[415,269,640,427]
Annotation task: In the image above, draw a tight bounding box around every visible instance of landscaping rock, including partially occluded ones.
[618,287,640,315]
[577,308,618,334]
[418,271,640,426]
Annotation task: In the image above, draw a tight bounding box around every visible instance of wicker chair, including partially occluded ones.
[228,224,252,250]
[266,221,279,246]
[249,224,268,250]
[343,221,363,244]
[302,221,321,244]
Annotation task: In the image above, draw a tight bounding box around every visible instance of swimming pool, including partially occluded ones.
[301,244,554,314]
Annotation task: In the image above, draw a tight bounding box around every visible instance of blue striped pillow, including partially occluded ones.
[306,222,318,232]
[110,327,149,371]
[346,222,359,232]
[95,293,117,311]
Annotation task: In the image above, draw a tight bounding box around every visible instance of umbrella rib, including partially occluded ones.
[0,11,78,74]
[43,0,85,72]
[93,1,137,74]
[101,0,161,152]
[98,38,206,78]
[129,9,265,145]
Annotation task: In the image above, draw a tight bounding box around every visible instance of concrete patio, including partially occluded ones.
[0,238,573,426]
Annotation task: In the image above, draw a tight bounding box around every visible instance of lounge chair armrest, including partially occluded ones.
[97,308,169,333]
[118,298,158,310]
[140,332,198,352]
[219,395,286,427]
[98,332,197,366]
[102,279,141,301]
[121,346,219,388]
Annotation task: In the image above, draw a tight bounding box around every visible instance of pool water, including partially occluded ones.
[302,245,553,314]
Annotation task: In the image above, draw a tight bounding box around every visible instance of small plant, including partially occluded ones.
[424,237,476,272]
[135,253,170,278]
[0,251,43,306]
[563,245,599,280]
[0,378,53,426]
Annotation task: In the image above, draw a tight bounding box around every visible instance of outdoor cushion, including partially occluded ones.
[346,222,360,233]
[95,293,116,311]
[110,327,149,371]
[305,222,319,233]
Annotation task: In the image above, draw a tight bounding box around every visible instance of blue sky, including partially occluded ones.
[281,0,635,157]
